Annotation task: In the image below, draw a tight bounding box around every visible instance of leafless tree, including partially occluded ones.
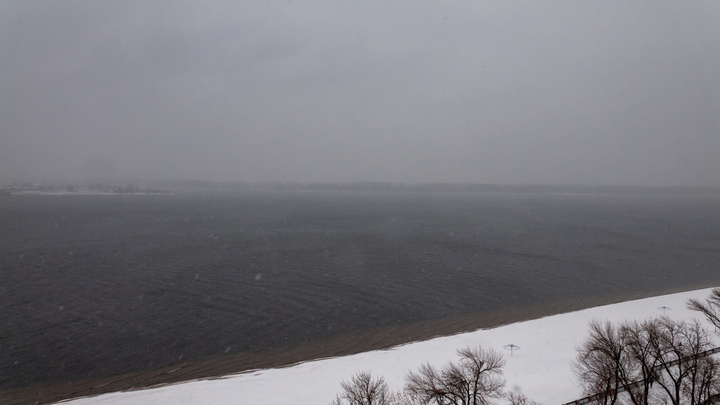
[620,319,663,405]
[688,288,720,332]
[331,371,399,405]
[505,391,541,405]
[649,318,715,405]
[574,315,719,405]
[683,352,720,405]
[404,346,506,405]
[572,320,629,405]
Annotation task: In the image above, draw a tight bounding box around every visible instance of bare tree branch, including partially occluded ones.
[404,346,506,405]
[573,312,720,405]
[505,391,542,405]
[333,371,398,405]
[688,288,720,332]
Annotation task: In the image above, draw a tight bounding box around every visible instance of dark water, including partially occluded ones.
[1,191,720,390]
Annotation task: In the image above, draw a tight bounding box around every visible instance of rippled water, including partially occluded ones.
[1,190,720,389]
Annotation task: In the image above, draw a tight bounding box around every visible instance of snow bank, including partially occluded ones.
[58,288,717,405]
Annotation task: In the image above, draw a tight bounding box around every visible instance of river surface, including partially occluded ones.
[2,190,720,389]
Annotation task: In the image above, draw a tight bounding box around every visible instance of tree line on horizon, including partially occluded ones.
[196,181,720,195]
[330,289,720,405]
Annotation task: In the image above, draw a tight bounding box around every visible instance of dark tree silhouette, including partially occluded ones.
[331,371,399,405]
[572,320,629,405]
[505,391,542,405]
[619,319,662,405]
[404,346,505,405]
[574,314,720,405]
[649,318,715,405]
[688,288,720,332]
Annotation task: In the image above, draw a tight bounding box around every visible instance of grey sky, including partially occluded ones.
[2,1,719,186]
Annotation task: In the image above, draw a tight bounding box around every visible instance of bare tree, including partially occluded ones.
[572,320,629,405]
[574,316,720,405]
[404,346,506,405]
[683,351,720,405]
[649,318,715,405]
[505,391,541,405]
[688,288,720,332]
[332,371,398,405]
[620,319,663,405]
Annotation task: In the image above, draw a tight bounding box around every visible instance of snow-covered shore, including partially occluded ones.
[57,287,718,405]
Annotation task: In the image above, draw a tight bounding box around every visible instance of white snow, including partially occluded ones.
[58,288,718,405]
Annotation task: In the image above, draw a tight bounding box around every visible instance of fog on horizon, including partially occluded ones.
[1,1,719,187]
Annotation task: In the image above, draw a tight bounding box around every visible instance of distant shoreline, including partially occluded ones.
[3,182,720,197]
[2,284,712,405]
[3,190,175,196]
[232,182,720,196]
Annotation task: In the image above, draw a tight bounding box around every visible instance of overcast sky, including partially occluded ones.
[2,1,719,186]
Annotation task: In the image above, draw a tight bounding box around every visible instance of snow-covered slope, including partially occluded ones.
[58,288,717,405]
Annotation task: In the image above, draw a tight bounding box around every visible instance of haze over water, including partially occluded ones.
[2,1,720,187]
[2,190,720,390]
